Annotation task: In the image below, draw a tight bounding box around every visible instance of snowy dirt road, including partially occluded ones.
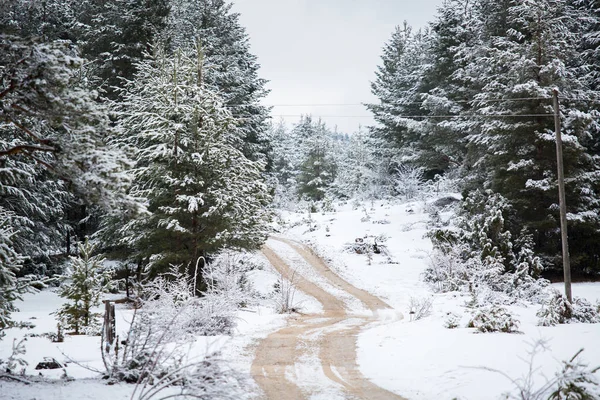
[251,238,406,400]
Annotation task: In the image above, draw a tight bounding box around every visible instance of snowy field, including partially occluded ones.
[2,196,599,400]
[0,265,288,399]
[281,197,600,400]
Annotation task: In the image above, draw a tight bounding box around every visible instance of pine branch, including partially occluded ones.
[8,115,53,146]
[0,144,56,157]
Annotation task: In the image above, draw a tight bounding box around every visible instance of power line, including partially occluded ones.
[223,96,600,108]
[261,113,556,119]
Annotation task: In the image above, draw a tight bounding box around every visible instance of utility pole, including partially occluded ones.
[553,89,572,303]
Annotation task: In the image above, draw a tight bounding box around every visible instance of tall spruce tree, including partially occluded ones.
[114,44,271,287]
[73,0,170,100]
[572,0,600,158]
[0,35,131,256]
[419,0,478,174]
[268,119,300,207]
[367,23,430,167]
[464,0,600,274]
[163,0,271,164]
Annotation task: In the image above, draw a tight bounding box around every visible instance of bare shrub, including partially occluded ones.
[408,296,433,321]
[424,245,473,293]
[104,261,249,393]
[394,165,425,200]
[204,250,258,309]
[273,270,299,314]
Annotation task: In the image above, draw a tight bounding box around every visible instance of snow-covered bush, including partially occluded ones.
[537,290,600,326]
[468,305,520,333]
[444,312,461,329]
[129,350,246,400]
[426,190,549,304]
[142,268,237,337]
[0,337,27,374]
[108,257,253,384]
[571,297,600,324]
[394,164,425,200]
[424,171,459,194]
[549,349,600,400]
[114,304,245,398]
[489,340,600,400]
[343,234,390,266]
[204,250,258,310]
[424,243,473,293]
[409,296,433,321]
[56,239,113,335]
[110,291,214,383]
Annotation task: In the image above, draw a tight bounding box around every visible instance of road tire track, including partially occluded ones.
[251,239,406,400]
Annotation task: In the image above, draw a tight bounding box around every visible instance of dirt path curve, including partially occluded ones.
[251,238,406,400]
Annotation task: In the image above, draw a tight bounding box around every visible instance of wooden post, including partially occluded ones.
[553,89,572,303]
[104,301,116,353]
[66,230,71,256]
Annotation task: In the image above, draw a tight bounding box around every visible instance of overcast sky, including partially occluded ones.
[231,0,443,133]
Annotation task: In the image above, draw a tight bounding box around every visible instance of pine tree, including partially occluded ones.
[367,23,430,165]
[114,44,271,287]
[56,239,112,335]
[463,0,600,274]
[419,0,478,173]
[0,0,77,40]
[73,0,170,100]
[0,150,70,263]
[162,0,271,164]
[294,116,337,201]
[268,120,300,205]
[1,34,131,260]
[572,0,600,158]
[269,120,297,188]
[0,208,26,336]
[332,127,385,199]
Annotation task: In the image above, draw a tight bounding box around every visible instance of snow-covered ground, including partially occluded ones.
[0,258,288,399]
[2,196,599,400]
[281,197,600,400]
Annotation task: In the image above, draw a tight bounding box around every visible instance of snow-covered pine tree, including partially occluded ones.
[331,127,386,200]
[162,0,271,164]
[0,0,77,40]
[571,0,600,164]
[463,0,600,275]
[294,116,337,201]
[114,44,271,288]
[1,34,131,261]
[72,0,170,100]
[367,23,431,169]
[427,189,548,303]
[268,120,300,206]
[573,0,600,91]
[0,208,26,336]
[56,239,112,335]
[419,0,479,175]
[0,147,70,266]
